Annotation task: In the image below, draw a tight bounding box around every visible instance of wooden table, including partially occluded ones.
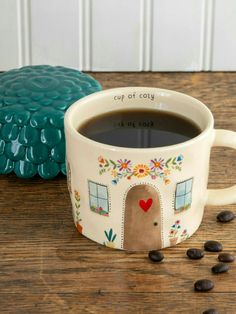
[0,73,235,313]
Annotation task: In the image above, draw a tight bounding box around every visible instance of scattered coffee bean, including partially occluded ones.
[187,248,204,260]
[218,252,235,263]
[194,279,214,292]
[217,210,235,223]
[202,309,219,314]
[148,250,164,262]
[212,262,229,274]
[204,240,223,252]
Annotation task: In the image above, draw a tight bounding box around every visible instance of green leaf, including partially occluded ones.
[99,169,106,175]
[104,230,109,240]
[110,160,117,169]
[165,158,171,168]
[112,234,117,242]
[108,228,113,241]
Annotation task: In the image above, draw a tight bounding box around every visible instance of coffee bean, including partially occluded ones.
[204,240,223,252]
[187,248,204,259]
[217,210,235,223]
[202,309,219,314]
[218,252,235,263]
[194,279,214,292]
[148,250,164,262]
[212,262,229,274]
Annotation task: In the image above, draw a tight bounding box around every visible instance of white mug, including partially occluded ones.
[64,87,236,251]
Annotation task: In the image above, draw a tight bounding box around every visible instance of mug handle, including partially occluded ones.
[206,129,236,206]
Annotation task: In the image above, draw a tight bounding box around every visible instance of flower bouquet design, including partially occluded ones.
[104,228,117,248]
[74,189,83,233]
[168,220,181,246]
[90,205,109,217]
[98,154,184,185]
[180,229,189,241]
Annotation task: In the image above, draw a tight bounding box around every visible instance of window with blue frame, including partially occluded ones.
[175,178,193,213]
[88,180,109,216]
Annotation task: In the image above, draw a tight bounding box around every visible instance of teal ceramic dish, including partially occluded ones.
[0,65,102,179]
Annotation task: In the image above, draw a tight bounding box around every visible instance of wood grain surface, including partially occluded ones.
[0,72,236,314]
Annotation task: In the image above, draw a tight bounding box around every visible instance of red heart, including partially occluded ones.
[139,198,153,212]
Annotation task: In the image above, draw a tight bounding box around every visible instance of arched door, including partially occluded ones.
[123,184,162,251]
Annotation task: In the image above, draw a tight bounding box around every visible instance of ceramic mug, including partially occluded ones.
[64,87,236,251]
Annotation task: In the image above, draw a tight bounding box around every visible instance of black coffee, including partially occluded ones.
[78,109,201,148]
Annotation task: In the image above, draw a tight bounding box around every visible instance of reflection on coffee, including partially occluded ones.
[78,109,201,148]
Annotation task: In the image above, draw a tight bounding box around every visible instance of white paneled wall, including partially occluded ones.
[30,0,80,68]
[91,0,142,71]
[0,0,236,71]
[212,0,236,70]
[152,0,205,71]
[0,0,20,69]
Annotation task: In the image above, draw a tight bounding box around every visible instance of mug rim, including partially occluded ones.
[64,87,214,152]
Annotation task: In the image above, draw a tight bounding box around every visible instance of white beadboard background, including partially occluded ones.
[0,0,236,71]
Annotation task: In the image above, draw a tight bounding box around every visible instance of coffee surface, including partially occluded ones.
[78,109,201,148]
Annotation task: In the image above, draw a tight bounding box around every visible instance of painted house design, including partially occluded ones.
[69,153,194,251]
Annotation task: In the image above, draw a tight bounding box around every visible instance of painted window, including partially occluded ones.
[88,181,109,216]
[175,178,193,213]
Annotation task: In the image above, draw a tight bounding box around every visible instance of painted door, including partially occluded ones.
[123,184,162,251]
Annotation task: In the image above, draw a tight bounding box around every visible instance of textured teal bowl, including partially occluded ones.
[0,65,102,179]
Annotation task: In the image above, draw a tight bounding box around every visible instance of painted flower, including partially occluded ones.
[150,158,164,170]
[74,190,80,201]
[98,156,105,164]
[133,164,150,178]
[117,159,131,172]
[164,179,170,185]
[98,154,184,185]
[164,169,170,176]
[111,169,118,177]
